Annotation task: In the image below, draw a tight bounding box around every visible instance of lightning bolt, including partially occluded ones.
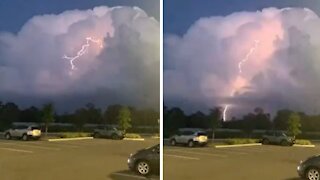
[63,37,103,73]
[223,40,259,121]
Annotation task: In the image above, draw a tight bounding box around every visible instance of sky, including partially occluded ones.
[0,0,159,112]
[164,0,320,118]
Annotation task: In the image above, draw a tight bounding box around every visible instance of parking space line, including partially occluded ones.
[166,149,228,158]
[27,141,80,148]
[112,172,157,179]
[0,142,60,151]
[0,147,33,153]
[164,154,200,160]
[192,148,249,155]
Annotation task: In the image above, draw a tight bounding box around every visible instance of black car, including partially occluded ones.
[127,144,159,176]
[297,155,320,180]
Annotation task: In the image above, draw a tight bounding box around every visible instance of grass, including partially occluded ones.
[59,132,91,138]
[124,133,142,139]
[295,139,312,145]
[225,138,259,145]
[152,133,160,138]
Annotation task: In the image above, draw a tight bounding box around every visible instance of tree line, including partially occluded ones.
[0,101,159,132]
[164,106,319,137]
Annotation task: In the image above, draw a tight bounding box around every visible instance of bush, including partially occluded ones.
[225,138,259,145]
[295,139,312,145]
[152,133,160,138]
[59,132,91,138]
[124,133,142,139]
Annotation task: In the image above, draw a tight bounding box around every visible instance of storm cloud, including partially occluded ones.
[0,6,159,112]
[164,7,320,118]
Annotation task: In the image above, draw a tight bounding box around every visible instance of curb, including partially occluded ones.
[215,143,262,148]
[48,137,93,142]
[123,138,145,141]
[293,144,315,148]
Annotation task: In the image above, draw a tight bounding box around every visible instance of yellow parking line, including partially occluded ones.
[0,142,60,151]
[0,147,33,153]
[164,154,200,160]
[166,149,228,158]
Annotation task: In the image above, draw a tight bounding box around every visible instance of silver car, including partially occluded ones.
[4,125,41,141]
[93,125,124,140]
[170,128,208,147]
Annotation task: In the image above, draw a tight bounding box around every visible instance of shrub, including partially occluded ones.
[225,138,259,145]
[295,139,312,145]
[124,133,142,139]
[59,132,91,138]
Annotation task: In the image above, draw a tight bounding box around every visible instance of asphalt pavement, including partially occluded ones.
[164,144,319,180]
[0,138,159,180]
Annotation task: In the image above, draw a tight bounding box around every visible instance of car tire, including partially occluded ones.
[93,133,100,138]
[170,139,176,146]
[111,134,118,140]
[262,139,269,145]
[22,134,28,141]
[305,167,320,180]
[136,160,151,176]
[280,140,288,146]
[4,133,11,140]
[187,140,194,147]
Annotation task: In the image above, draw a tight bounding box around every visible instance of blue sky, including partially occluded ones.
[164,0,320,35]
[0,0,159,33]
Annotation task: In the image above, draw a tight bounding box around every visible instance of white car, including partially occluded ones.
[170,128,208,147]
[4,125,41,141]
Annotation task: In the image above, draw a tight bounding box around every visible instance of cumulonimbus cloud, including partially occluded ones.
[0,6,159,111]
[164,7,320,117]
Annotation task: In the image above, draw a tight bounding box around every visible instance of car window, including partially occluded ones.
[183,131,194,135]
[30,126,40,130]
[275,132,282,136]
[197,132,207,136]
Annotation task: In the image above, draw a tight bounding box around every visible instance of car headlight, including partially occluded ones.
[27,131,33,135]
[193,137,199,141]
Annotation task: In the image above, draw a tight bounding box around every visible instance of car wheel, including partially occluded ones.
[136,160,151,176]
[93,133,100,138]
[280,140,288,146]
[306,167,320,180]
[262,139,269,145]
[170,139,176,146]
[4,133,11,140]
[22,134,28,141]
[188,140,194,147]
[111,134,118,140]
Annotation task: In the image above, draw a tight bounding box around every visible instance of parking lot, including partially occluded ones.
[164,143,320,180]
[0,138,159,180]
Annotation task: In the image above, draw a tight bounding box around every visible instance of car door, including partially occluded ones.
[11,126,23,137]
[175,130,184,143]
[181,131,193,143]
[149,145,160,172]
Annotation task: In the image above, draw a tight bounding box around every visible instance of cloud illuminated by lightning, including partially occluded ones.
[63,37,103,72]
[223,40,259,121]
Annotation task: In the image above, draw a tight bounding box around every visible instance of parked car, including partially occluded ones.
[127,144,159,176]
[261,130,295,146]
[297,155,320,180]
[169,128,208,147]
[92,125,124,139]
[4,125,41,141]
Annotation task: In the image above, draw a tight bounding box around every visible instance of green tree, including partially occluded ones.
[287,112,302,137]
[117,106,132,133]
[274,109,293,130]
[41,103,55,136]
[103,104,123,125]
